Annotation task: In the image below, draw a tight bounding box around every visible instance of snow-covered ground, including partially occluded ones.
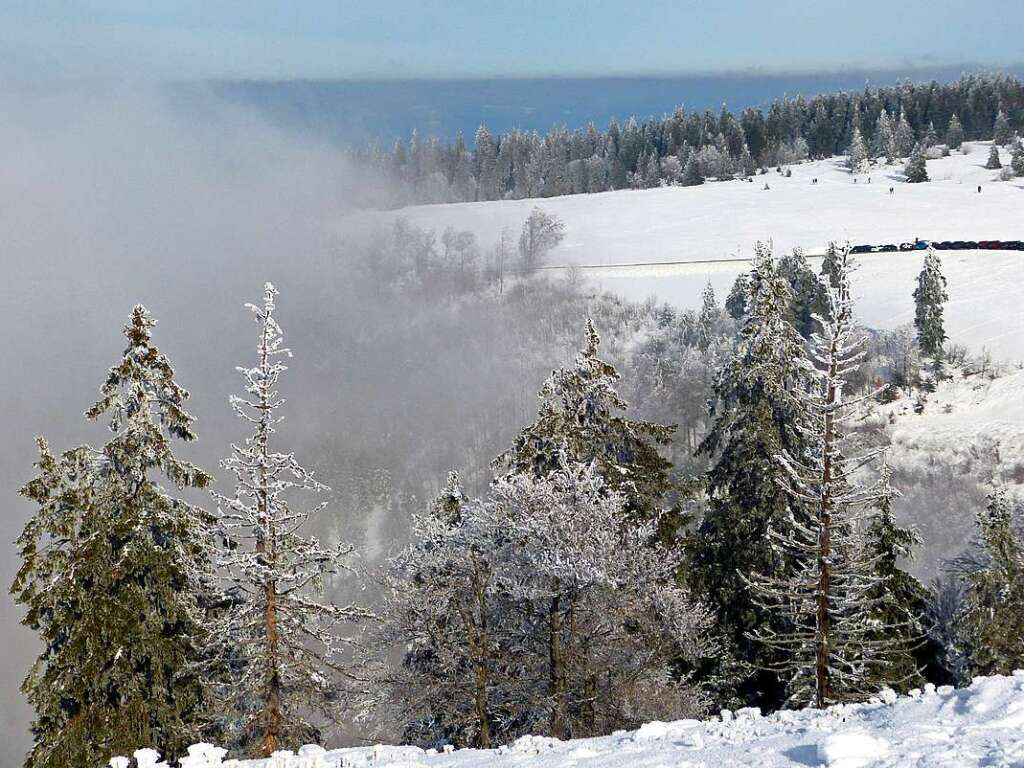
[373,141,1024,361]
[125,673,1024,768]
[882,366,1024,485]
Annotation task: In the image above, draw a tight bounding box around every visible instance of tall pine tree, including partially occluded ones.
[691,243,814,707]
[746,250,915,707]
[913,248,949,359]
[13,306,214,768]
[213,284,370,756]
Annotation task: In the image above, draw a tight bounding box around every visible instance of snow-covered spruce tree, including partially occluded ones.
[778,248,826,339]
[913,247,948,360]
[698,281,720,351]
[871,109,895,162]
[861,456,927,692]
[213,284,370,757]
[904,143,929,183]
[691,242,815,708]
[1011,141,1024,177]
[739,143,756,177]
[745,250,911,707]
[482,462,715,740]
[993,109,1012,146]
[961,488,1024,676]
[946,113,964,150]
[680,153,704,186]
[13,306,215,768]
[725,272,750,321]
[494,319,675,529]
[846,126,869,173]
[363,472,516,749]
[894,109,916,158]
[819,241,844,292]
[986,144,1003,169]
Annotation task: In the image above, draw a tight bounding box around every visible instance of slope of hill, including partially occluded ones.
[123,673,1024,768]
[868,366,1024,575]
[376,141,1024,361]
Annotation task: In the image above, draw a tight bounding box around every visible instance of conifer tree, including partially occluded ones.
[894,108,915,157]
[913,248,948,359]
[993,109,1012,146]
[923,121,939,148]
[494,319,675,526]
[739,143,757,177]
[904,143,929,183]
[213,284,370,757]
[680,153,704,186]
[986,144,1003,169]
[861,457,927,691]
[474,126,500,201]
[819,242,844,291]
[725,272,750,321]
[13,306,214,768]
[691,243,815,707]
[961,489,1024,675]
[846,126,869,173]
[871,109,896,162]
[746,250,909,707]
[1011,141,1024,177]
[698,282,720,351]
[946,113,964,150]
[778,248,825,338]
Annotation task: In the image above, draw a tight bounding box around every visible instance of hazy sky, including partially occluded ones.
[1,0,1021,80]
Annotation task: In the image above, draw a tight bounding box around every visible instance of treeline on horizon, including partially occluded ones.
[348,72,1024,203]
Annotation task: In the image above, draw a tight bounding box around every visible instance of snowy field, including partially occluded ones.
[127,673,1024,768]
[377,141,1024,362]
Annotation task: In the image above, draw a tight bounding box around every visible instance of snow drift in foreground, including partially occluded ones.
[120,673,1024,768]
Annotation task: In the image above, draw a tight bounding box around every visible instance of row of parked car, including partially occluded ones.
[849,239,1024,254]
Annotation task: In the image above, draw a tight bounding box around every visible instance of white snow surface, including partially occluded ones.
[881,366,1024,484]
[120,673,1024,768]
[364,142,1024,362]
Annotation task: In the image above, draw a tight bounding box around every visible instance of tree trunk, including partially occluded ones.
[261,573,282,756]
[815,344,838,709]
[458,558,492,749]
[549,594,567,739]
[257,323,283,758]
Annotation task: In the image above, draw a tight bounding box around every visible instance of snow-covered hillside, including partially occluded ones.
[871,366,1024,573]
[372,142,1024,361]
[124,673,1024,768]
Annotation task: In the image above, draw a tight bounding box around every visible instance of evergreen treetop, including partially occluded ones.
[494,319,675,523]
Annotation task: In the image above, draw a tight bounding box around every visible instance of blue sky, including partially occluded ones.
[1,1,1021,79]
